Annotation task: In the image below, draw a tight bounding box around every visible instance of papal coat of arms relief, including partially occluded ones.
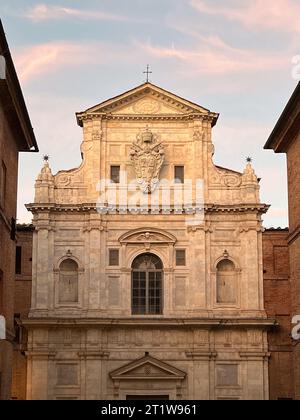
[130,127,165,193]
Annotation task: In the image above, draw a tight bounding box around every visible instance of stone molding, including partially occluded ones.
[185,351,217,360]
[78,351,110,360]
[26,203,270,215]
[239,352,271,361]
[22,318,276,328]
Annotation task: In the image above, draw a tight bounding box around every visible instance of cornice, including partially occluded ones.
[22,317,276,329]
[239,351,271,361]
[0,21,38,152]
[185,351,217,360]
[264,82,300,152]
[26,203,270,215]
[288,223,300,245]
[205,204,270,214]
[77,113,217,124]
[25,351,57,360]
[78,351,110,360]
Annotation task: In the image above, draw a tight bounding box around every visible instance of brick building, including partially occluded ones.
[11,225,34,400]
[0,20,38,400]
[265,82,300,400]
[262,228,293,400]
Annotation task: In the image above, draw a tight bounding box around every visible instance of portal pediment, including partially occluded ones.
[110,354,186,381]
[119,228,177,245]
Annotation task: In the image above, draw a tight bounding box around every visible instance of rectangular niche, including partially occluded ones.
[216,364,239,387]
[57,229,81,239]
[174,276,186,307]
[56,363,79,386]
[109,144,122,157]
[213,229,236,242]
[108,276,120,306]
[173,146,185,156]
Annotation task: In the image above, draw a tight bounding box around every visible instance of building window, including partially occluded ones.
[15,246,22,275]
[0,161,7,209]
[132,253,163,315]
[110,166,120,184]
[216,259,237,304]
[174,166,184,184]
[10,217,16,241]
[109,249,119,266]
[176,250,186,266]
[59,259,79,304]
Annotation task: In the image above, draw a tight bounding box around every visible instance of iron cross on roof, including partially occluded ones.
[143,65,152,83]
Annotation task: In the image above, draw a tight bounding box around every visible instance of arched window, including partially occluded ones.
[59,259,79,304]
[132,253,163,315]
[216,259,237,304]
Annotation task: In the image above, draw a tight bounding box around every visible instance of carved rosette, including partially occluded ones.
[130,127,164,193]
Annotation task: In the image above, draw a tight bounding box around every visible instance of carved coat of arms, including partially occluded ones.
[130,128,165,193]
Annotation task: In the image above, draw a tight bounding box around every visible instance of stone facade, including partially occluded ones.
[0,20,38,400]
[265,82,300,400]
[25,83,273,400]
[262,229,294,400]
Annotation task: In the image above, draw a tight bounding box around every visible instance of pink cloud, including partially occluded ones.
[190,0,300,33]
[14,41,139,84]
[25,4,129,22]
[137,36,286,75]
[14,41,100,83]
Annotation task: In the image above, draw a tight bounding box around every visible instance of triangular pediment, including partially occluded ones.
[76,83,219,125]
[110,95,186,115]
[110,354,186,381]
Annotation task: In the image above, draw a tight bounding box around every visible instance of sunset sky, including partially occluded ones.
[1,0,299,226]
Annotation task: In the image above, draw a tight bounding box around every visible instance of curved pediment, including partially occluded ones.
[119,228,177,245]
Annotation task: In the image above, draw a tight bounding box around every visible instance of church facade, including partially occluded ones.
[25,83,274,400]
